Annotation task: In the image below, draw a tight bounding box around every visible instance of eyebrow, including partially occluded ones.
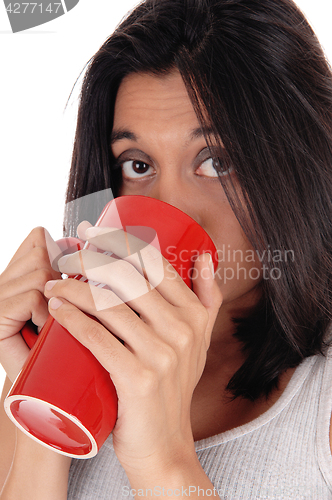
[189,126,214,141]
[110,126,215,145]
[110,129,137,144]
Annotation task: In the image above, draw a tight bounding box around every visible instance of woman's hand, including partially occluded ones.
[0,227,62,382]
[44,225,222,487]
[0,228,76,500]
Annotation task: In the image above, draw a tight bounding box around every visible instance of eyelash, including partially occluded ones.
[122,160,154,179]
[115,154,233,181]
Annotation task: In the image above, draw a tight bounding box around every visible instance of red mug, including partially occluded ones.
[4,196,217,458]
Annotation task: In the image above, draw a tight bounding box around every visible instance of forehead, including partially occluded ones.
[113,71,199,129]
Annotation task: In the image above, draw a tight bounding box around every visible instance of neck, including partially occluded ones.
[190,285,265,440]
[207,284,263,371]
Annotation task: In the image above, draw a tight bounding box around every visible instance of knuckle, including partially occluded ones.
[92,289,122,311]
[189,302,209,329]
[137,368,159,396]
[31,245,50,268]
[36,268,54,286]
[157,344,178,375]
[28,289,45,308]
[198,313,209,335]
[173,321,195,351]
[29,226,47,242]
[113,259,136,279]
[86,321,106,346]
[141,244,162,264]
[115,308,139,329]
[79,320,120,364]
[50,277,75,300]
[79,249,90,260]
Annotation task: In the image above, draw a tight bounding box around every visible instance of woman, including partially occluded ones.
[1,0,332,498]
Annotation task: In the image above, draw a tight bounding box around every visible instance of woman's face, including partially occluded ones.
[111,71,262,309]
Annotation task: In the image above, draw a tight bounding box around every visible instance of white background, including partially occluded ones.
[0,0,331,390]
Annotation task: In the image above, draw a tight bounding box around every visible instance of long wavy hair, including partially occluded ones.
[64,0,332,400]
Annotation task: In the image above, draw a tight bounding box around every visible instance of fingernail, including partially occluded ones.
[49,297,63,310]
[45,280,58,291]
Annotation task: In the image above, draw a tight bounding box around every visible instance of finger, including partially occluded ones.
[58,243,191,307]
[60,229,166,289]
[44,276,204,370]
[0,291,49,381]
[47,295,181,396]
[0,268,56,302]
[5,228,56,269]
[77,221,92,240]
[44,277,177,348]
[3,228,81,278]
[58,249,119,276]
[0,334,30,382]
[85,226,205,302]
[58,248,195,311]
[191,253,223,344]
[85,226,172,287]
[45,277,125,314]
[58,249,158,304]
[47,296,137,382]
[85,226,168,280]
[42,234,85,272]
[0,290,50,338]
[52,236,85,270]
[0,245,61,287]
[5,227,47,267]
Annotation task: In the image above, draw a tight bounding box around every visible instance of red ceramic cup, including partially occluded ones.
[4,196,217,458]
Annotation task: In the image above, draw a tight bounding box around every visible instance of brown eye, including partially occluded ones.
[196,157,233,178]
[132,161,150,174]
[122,160,154,179]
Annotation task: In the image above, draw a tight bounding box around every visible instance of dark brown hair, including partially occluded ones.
[65,0,332,400]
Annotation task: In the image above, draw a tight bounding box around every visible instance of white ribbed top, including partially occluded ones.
[68,349,332,499]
